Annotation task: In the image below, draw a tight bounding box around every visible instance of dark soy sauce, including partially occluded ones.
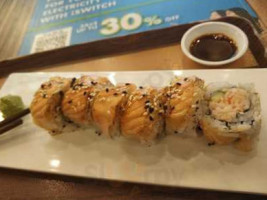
[190,34,237,61]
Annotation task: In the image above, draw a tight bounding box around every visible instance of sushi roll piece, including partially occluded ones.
[120,86,164,144]
[200,82,261,151]
[61,76,113,126]
[164,76,205,136]
[30,77,72,135]
[92,83,136,138]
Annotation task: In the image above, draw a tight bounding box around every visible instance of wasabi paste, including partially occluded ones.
[0,95,25,118]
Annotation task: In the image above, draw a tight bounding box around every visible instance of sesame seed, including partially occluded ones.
[95,131,101,136]
[122,91,127,95]
[71,78,76,87]
[125,83,131,86]
[184,78,188,81]
[59,91,64,97]
[176,82,181,86]
[83,91,87,96]
[91,81,97,85]
[171,94,177,99]
[105,88,109,93]
[114,93,118,96]
[143,112,148,116]
[208,142,215,146]
[174,131,178,134]
[139,86,143,89]
[42,94,47,98]
[163,105,168,110]
[56,106,61,112]
[71,106,77,112]
[149,107,154,113]
[68,100,72,104]
[66,119,73,124]
[149,116,154,121]
[145,100,150,104]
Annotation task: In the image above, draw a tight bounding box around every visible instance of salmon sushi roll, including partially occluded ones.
[120,87,164,144]
[30,77,72,135]
[61,76,113,126]
[92,83,136,138]
[200,82,261,151]
[164,76,205,136]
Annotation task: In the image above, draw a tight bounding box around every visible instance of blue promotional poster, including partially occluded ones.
[19,0,260,56]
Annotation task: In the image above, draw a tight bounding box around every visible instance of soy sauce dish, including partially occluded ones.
[181,22,248,66]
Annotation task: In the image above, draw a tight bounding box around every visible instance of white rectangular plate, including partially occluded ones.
[0,69,267,194]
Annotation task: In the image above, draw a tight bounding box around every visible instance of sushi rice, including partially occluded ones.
[200,82,261,151]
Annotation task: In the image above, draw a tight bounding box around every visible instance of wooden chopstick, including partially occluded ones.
[0,119,23,135]
[0,108,30,127]
[0,108,30,135]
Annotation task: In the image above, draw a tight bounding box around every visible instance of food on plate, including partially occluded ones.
[120,86,164,144]
[30,77,72,135]
[0,95,25,118]
[163,76,204,136]
[92,83,136,138]
[200,82,261,151]
[61,76,113,126]
[29,75,261,151]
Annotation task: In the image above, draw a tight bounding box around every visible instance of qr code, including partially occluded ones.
[31,27,72,53]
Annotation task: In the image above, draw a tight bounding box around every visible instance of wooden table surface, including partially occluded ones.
[0,0,267,199]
